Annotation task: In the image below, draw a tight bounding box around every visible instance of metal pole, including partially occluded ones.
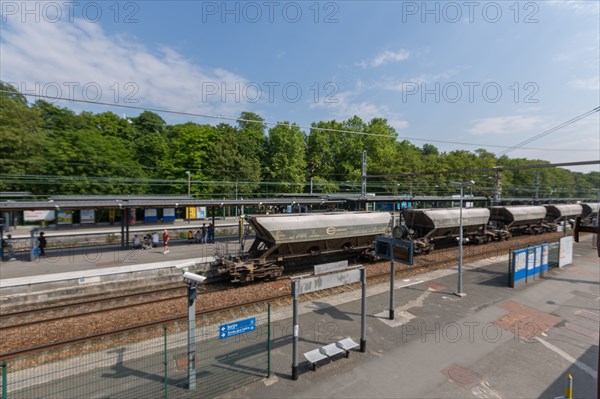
[291,280,299,380]
[361,150,367,198]
[389,259,395,320]
[239,216,244,254]
[163,327,168,399]
[360,267,367,352]
[120,209,125,249]
[2,360,7,399]
[125,209,130,250]
[456,185,465,297]
[535,171,539,200]
[187,285,197,390]
[267,304,271,378]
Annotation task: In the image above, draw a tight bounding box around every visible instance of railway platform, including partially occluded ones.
[1,237,598,398]
[225,237,599,399]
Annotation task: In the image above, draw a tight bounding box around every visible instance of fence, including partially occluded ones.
[1,305,270,399]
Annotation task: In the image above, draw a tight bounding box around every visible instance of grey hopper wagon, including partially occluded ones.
[402,208,490,239]
[217,212,391,282]
[400,208,491,253]
[544,204,582,224]
[488,206,550,235]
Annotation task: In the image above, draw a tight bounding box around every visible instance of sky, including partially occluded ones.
[1,0,599,172]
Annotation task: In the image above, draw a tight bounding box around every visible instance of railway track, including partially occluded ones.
[0,232,564,362]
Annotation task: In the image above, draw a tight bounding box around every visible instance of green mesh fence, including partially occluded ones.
[1,305,270,399]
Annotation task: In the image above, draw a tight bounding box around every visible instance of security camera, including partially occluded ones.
[183,271,206,285]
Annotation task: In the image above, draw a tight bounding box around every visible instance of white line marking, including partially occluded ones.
[536,337,597,379]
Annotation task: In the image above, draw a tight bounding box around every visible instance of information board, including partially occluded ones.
[375,236,414,265]
[559,236,573,267]
[219,317,256,339]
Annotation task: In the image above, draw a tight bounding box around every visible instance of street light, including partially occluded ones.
[185,171,191,224]
[450,180,475,297]
[185,171,191,198]
[182,271,207,390]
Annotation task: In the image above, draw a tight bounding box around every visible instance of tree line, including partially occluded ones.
[0,82,597,199]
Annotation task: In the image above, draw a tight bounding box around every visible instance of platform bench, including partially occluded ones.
[303,337,359,371]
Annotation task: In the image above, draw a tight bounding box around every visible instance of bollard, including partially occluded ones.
[565,373,573,399]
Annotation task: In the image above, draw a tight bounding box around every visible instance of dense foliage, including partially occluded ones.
[1,82,597,199]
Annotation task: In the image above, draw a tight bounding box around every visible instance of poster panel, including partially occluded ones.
[558,236,573,267]
[80,209,95,224]
[526,248,535,282]
[512,249,527,286]
[24,210,55,222]
[57,210,73,225]
[186,207,196,220]
[144,209,158,222]
[163,208,176,222]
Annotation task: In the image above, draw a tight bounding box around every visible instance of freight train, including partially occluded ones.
[215,204,596,281]
[215,212,391,282]
[395,204,586,254]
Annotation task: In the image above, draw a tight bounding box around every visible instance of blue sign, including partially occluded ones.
[219,317,256,339]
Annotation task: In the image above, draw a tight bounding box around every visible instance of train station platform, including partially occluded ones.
[226,237,599,399]
[2,238,598,398]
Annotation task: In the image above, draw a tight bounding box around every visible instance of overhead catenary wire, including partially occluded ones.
[495,107,600,157]
[1,89,597,153]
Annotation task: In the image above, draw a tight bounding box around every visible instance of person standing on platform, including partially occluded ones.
[162,229,170,254]
[201,223,207,244]
[38,232,47,256]
[208,223,215,244]
[4,234,16,261]
[152,232,159,248]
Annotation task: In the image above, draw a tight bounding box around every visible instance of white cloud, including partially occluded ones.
[358,49,410,68]
[382,68,462,92]
[468,116,542,135]
[568,76,600,90]
[310,87,409,132]
[0,17,249,119]
[546,0,600,15]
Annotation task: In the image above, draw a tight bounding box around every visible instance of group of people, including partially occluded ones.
[2,231,47,261]
[186,223,215,244]
[132,232,160,250]
[131,223,215,256]
[4,223,220,260]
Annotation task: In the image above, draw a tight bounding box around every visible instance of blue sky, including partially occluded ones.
[1,1,599,171]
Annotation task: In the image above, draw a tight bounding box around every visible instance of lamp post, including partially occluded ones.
[450,180,475,297]
[185,171,191,223]
[185,171,191,197]
[182,271,206,390]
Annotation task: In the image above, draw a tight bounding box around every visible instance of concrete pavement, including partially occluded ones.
[226,237,599,399]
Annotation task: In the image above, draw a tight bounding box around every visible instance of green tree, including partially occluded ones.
[0,82,48,192]
[266,123,307,193]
